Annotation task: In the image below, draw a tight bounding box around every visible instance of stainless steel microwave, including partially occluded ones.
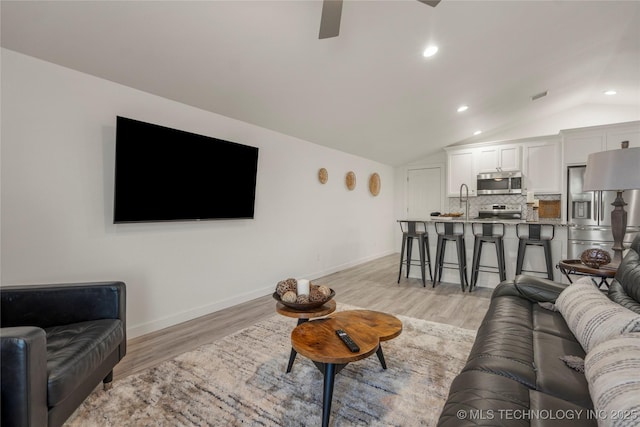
[477,171,523,195]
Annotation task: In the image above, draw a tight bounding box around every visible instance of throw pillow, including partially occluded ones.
[585,333,640,427]
[573,276,596,286]
[555,281,640,352]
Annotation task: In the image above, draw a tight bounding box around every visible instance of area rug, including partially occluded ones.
[65,305,476,426]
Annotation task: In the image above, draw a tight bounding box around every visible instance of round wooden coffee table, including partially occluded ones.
[276,299,336,372]
[291,316,379,427]
[291,310,402,427]
[331,310,403,369]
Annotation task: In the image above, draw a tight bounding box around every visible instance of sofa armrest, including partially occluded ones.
[492,275,568,303]
[1,327,48,427]
[1,281,126,330]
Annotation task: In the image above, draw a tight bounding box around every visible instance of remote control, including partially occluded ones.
[335,329,360,352]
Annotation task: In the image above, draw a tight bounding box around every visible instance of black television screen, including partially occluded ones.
[114,116,258,223]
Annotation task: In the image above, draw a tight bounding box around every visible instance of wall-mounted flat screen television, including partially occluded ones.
[114,116,259,223]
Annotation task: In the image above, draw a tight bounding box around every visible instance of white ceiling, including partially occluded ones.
[2,0,639,166]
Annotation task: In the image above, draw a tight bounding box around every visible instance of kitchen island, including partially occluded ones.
[398,218,567,289]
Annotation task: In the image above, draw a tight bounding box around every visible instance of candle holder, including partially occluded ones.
[526,203,539,222]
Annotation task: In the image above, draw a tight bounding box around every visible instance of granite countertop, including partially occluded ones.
[423,217,567,226]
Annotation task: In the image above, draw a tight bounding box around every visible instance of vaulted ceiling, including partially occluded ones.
[2,0,639,165]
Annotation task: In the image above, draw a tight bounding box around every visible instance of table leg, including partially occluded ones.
[558,265,574,284]
[375,345,387,370]
[596,277,610,290]
[286,349,298,373]
[286,318,308,373]
[322,363,336,427]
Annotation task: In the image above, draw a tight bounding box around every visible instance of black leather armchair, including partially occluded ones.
[1,282,126,427]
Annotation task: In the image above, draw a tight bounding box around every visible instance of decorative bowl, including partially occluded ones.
[580,248,611,269]
[272,288,335,310]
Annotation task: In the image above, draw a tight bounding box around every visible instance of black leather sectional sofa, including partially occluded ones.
[438,235,640,426]
[1,281,126,427]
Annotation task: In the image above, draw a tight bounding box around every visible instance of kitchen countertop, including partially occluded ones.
[423,217,567,226]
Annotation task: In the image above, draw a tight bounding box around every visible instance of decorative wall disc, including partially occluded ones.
[318,168,328,184]
[369,173,381,196]
[345,171,356,191]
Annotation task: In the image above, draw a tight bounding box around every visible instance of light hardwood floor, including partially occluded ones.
[114,254,494,381]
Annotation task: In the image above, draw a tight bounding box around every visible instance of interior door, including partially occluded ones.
[407,166,443,219]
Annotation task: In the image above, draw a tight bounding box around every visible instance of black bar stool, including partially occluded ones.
[434,221,468,291]
[470,222,506,292]
[515,223,555,280]
[397,220,433,287]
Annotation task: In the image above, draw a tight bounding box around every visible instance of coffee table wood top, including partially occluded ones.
[276,299,336,320]
[291,317,379,364]
[331,310,403,342]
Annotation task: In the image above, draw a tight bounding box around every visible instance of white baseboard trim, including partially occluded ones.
[126,285,273,339]
[126,249,395,339]
[306,249,396,281]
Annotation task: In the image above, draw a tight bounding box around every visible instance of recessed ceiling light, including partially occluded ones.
[473,130,482,136]
[423,45,439,58]
[457,105,469,113]
[604,90,617,95]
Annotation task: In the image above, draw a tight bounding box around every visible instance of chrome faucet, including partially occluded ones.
[460,183,469,220]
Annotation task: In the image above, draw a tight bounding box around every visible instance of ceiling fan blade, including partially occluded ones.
[418,0,441,7]
[319,0,343,39]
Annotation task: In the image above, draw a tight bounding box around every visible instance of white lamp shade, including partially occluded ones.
[583,147,640,191]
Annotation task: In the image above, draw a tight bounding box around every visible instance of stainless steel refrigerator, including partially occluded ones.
[567,165,640,259]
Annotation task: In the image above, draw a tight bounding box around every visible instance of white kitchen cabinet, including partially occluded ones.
[448,142,521,196]
[476,147,498,173]
[562,121,640,164]
[523,139,562,194]
[499,145,521,171]
[605,122,640,150]
[443,121,637,199]
[477,144,521,172]
[563,132,606,165]
[446,148,477,197]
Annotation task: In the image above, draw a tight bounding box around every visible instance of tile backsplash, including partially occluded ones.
[447,194,561,218]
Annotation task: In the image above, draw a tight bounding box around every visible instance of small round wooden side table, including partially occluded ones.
[557,259,617,289]
[276,299,336,373]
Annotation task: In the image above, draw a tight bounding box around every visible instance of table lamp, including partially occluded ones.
[583,142,640,265]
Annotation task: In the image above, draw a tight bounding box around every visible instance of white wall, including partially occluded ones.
[1,49,395,337]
